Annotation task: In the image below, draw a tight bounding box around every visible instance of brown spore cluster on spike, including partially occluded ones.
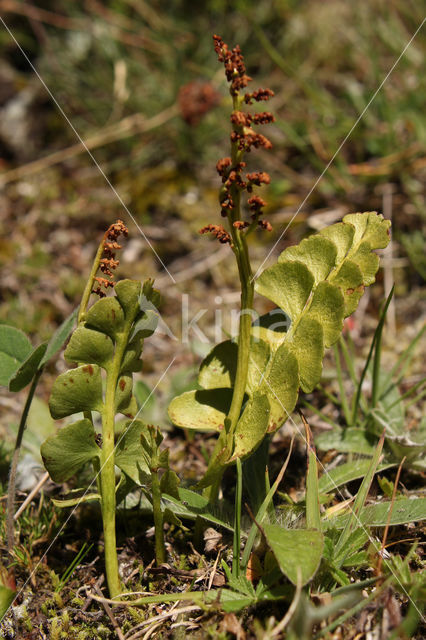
[200,35,274,245]
[92,220,128,297]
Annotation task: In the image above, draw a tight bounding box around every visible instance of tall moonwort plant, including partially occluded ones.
[168,36,391,497]
[41,221,160,597]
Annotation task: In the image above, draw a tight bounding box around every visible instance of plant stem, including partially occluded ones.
[78,232,107,324]
[7,368,42,566]
[151,469,166,565]
[100,330,130,598]
[232,458,243,579]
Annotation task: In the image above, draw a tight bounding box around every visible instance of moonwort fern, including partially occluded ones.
[169,214,390,481]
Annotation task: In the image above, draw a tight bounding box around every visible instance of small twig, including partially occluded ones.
[124,605,202,640]
[13,471,50,520]
[93,583,126,640]
[207,548,222,591]
[270,567,303,637]
[81,574,104,612]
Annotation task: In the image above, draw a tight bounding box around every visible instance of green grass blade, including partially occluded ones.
[241,437,294,570]
[333,344,351,426]
[334,431,385,565]
[351,288,394,424]
[371,287,394,408]
[302,414,321,530]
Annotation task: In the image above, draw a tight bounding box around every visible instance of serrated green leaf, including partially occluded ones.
[343,212,390,250]
[65,326,114,367]
[49,364,103,419]
[232,393,270,459]
[198,340,237,390]
[279,235,337,283]
[262,525,324,585]
[114,419,151,485]
[41,419,100,482]
[84,297,124,339]
[168,388,233,431]
[0,326,32,386]
[9,342,47,391]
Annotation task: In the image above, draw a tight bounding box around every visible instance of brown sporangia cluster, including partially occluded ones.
[178,80,220,126]
[92,219,128,297]
[201,36,274,245]
[199,224,231,244]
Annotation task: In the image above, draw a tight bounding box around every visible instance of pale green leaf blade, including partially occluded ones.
[262,343,299,431]
[324,497,426,530]
[168,388,233,431]
[343,212,391,250]
[84,297,124,339]
[318,461,396,494]
[9,342,47,391]
[64,326,114,367]
[198,340,237,390]
[115,279,142,318]
[246,338,271,396]
[255,261,314,320]
[115,375,133,413]
[263,526,324,585]
[49,364,103,419]
[316,427,376,456]
[41,419,100,482]
[319,221,355,262]
[308,282,344,347]
[278,235,337,283]
[328,260,364,316]
[115,419,151,484]
[51,490,101,508]
[0,326,32,386]
[288,316,324,392]
[0,584,15,621]
[40,307,78,366]
[232,393,270,459]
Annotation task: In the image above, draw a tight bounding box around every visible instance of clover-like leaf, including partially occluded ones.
[232,392,270,459]
[9,342,47,392]
[65,326,114,367]
[262,526,324,585]
[0,326,32,386]
[49,364,103,419]
[198,340,238,390]
[85,297,124,339]
[114,419,151,485]
[41,419,100,482]
[115,279,142,319]
[168,388,233,431]
[115,375,133,413]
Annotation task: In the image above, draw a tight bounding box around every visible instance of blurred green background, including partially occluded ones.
[0,0,424,359]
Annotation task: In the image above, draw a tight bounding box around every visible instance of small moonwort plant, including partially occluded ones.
[41,221,161,597]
